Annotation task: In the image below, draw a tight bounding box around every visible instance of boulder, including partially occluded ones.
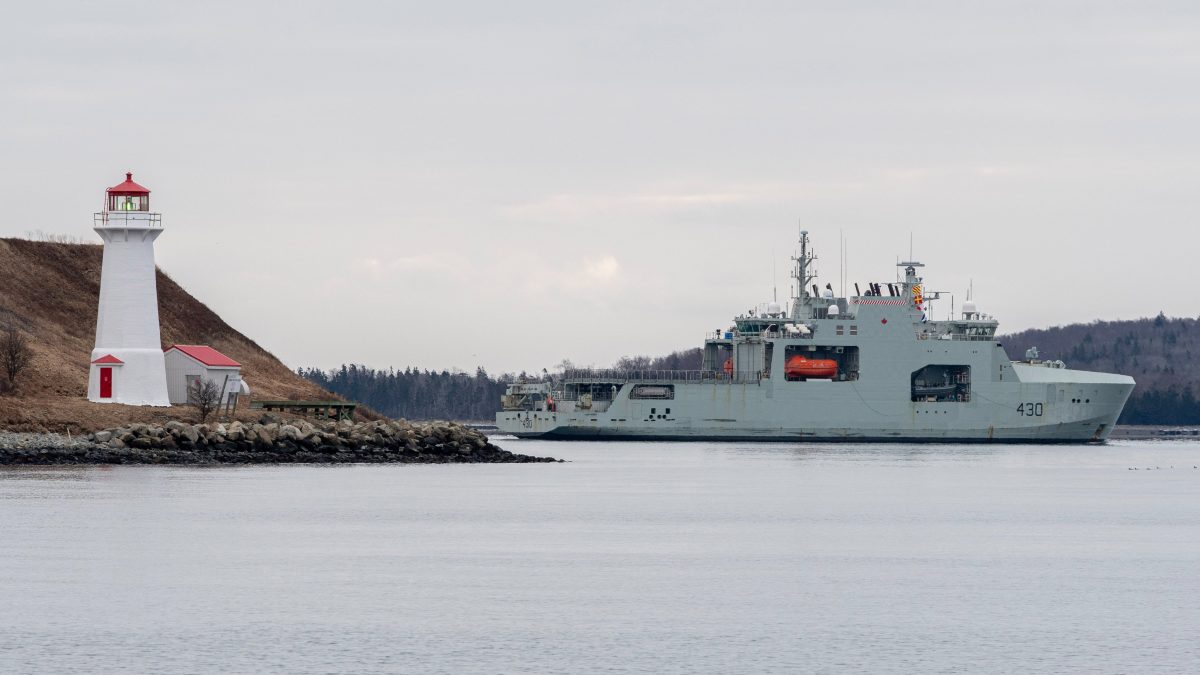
[255,427,274,447]
[182,426,200,444]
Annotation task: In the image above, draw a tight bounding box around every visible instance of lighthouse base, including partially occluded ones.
[87,348,171,406]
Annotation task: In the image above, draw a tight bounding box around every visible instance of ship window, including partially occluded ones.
[850,325,858,335]
[911,365,971,403]
[632,386,674,400]
[665,408,671,414]
[783,345,859,382]
[650,408,656,414]
[836,325,844,336]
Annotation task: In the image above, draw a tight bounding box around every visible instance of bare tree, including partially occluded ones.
[191,378,222,422]
[0,325,32,393]
[614,355,653,371]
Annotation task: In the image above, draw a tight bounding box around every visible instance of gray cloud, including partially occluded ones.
[3,1,1198,373]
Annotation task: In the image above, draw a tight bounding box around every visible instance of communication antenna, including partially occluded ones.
[840,228,849,296]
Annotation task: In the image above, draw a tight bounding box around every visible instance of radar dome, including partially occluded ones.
[822,289,834,299]
[767,302,781,315]
[827,304,840,316]
[962,300,978,315]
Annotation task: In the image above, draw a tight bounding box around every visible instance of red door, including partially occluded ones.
[99,367,112,398]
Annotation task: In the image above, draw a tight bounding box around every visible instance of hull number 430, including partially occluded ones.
[1017,402,1044,417]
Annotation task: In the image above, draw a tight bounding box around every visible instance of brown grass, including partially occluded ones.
[0,238,371,432]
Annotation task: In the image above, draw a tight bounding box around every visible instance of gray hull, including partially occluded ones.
[500,373,1133,444]
[497,233,1136,444]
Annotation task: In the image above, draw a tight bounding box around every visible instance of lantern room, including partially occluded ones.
[105,172,151,212]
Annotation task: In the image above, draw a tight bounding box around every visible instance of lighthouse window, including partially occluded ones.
[108,194,148,212]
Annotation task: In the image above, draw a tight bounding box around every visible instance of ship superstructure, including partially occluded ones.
[498,232,1134,442]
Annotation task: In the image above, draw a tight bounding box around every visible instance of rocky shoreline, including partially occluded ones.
[0,416,557,465]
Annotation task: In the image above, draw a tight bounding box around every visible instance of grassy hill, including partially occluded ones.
[0,237,339,432]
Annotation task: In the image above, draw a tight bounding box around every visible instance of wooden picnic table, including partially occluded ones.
[249,400,357,421]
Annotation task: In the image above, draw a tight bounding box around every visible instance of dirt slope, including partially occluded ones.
[0,237,346,432]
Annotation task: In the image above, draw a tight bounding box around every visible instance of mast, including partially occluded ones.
[790,229,817,320]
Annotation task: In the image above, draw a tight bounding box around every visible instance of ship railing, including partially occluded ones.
[561,369,763,384]
[760,330,814,340]
[915,331,995,341]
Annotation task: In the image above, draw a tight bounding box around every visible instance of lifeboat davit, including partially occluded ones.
[785,355,838,379]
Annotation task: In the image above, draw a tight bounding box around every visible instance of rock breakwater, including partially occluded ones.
[0,416,557,465]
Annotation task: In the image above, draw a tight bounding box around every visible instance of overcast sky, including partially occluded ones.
[3,1,1198,374]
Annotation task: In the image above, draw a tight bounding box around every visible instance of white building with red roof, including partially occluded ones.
[163,345,248,405]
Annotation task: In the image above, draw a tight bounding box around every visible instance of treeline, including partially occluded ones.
[298,365,513,422]
[1118,386,1199,425]
[1000,313,1200,424]
[610,348,703,371]
[300,350,704,422]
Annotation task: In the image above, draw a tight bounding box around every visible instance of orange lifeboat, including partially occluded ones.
[722,358,734,376]
[785,355,838,379]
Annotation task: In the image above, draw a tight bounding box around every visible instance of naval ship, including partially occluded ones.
[498,232,1134,443]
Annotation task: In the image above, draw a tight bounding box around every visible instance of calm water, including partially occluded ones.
[2,439,1198,674]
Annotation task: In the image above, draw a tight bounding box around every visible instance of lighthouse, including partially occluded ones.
[87,172,170,406]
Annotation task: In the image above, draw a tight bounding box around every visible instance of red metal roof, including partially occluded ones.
[165,345,241,368]
[107,172,150,195]
[91,354,124,365]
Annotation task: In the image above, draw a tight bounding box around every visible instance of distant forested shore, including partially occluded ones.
[302,315,1200,424]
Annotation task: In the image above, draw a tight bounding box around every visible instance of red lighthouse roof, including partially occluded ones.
[107,172,150,196]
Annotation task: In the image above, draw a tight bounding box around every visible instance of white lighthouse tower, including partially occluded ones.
[87,172,170,406]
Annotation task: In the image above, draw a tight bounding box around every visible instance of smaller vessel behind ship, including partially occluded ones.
[498,231,1135,443]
